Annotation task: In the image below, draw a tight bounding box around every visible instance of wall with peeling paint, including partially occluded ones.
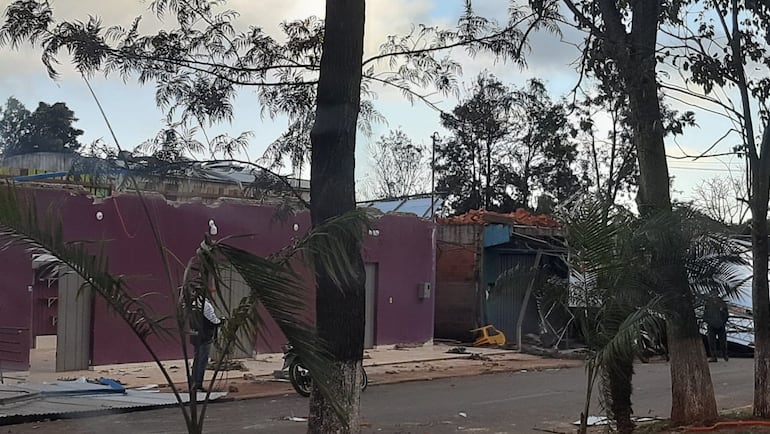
[0,186,435,366]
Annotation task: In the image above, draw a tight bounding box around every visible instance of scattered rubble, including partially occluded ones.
[467,353,490,361]
[438,209,560,228]
[393,343,424,350]
[208,360,249,371]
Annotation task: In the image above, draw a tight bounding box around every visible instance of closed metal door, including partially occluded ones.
[364,263,377,349]
[213,267,254,359]
[56,269,92,371]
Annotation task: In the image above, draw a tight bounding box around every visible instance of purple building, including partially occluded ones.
[0,184,436,370]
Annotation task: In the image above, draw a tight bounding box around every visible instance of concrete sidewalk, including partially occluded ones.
[5,342,582,400]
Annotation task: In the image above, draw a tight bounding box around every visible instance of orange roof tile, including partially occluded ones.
[437,209,560,228]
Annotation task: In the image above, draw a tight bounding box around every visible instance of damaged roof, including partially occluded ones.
[437,209,560,228]
[359,195,443,219]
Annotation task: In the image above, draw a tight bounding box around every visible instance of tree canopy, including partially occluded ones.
[436,73,579,215]
[0,0,558,172]
[0,97,83,156]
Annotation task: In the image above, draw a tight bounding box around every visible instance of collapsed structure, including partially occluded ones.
[0,153,436,371]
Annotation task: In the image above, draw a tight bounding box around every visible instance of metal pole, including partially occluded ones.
[431,132,438,219]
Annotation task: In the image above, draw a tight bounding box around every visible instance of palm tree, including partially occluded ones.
[0,183,364,434]
[559,199,747,434]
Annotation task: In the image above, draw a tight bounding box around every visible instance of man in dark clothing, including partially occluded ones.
[190,296,221,392]
[704,296,729,362]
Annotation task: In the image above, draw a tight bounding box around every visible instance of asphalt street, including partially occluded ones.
[3,357,755,434]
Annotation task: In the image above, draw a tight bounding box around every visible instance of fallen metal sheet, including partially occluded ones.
[572,416,661,426]
[0,380,226,425]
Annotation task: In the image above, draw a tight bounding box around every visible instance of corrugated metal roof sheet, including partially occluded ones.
[359,195,442,219]
[0,380,225,422]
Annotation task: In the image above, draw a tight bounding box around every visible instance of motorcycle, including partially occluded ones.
[281,343,368,397]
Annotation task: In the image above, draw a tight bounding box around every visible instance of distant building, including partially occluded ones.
[434,209,567,347]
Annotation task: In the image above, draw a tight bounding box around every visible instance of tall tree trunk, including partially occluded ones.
[666,298,718,424]
[307,1,366,432]
[626,56,718,429]
[752,128,770,417]
[607,355,635,434]
[592,0,718,424]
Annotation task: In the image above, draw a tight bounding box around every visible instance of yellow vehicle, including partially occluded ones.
[471,325,506,346]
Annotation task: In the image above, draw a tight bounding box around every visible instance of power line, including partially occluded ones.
[668,165,744,172]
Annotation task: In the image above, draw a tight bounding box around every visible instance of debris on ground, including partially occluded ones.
[134,384,159,391]
[447,347,468,354]
[467,353,491,361]
[286,416,308,422]
[458,412,467,418]
[208,360,249,371]
[572,416,661,426]
[394,343,423,350]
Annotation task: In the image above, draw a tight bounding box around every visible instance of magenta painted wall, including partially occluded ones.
[0,246,34,368]
[363,215,435,345]
[3,188,435,365]
[0,248,33,330]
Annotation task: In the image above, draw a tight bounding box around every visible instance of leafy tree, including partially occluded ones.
[0,0,555,172]
[0,96,31,155]
[662,0,770,416]
[572,88,638,210]
[573,84,695,214]
[137,126,202,162]
[368,129,428,199]
[560,198,659,434]
[436,74,578,214]
[0,98,83,156]
[508,79,579,205]
[562,0,718,423]
[560,198,748,434]
[0,1,559,430]
[438,73,515,213]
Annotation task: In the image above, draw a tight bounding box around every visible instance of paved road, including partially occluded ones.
[4,358,754,434]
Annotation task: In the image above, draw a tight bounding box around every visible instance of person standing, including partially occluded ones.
[704,295,729,362]
[190,294,221,392]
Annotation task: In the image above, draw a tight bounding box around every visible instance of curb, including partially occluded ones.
[224,357,583,401]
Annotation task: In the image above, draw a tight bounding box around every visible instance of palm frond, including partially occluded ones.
[275,209,370,292]
[591,297,666,370]
[185,211,369,428]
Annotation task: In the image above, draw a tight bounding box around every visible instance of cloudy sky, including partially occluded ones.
[0,0,746,201]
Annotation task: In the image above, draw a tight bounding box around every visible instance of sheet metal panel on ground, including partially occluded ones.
[0,379,225,424]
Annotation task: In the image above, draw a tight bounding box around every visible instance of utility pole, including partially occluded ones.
[431,132,439,219]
